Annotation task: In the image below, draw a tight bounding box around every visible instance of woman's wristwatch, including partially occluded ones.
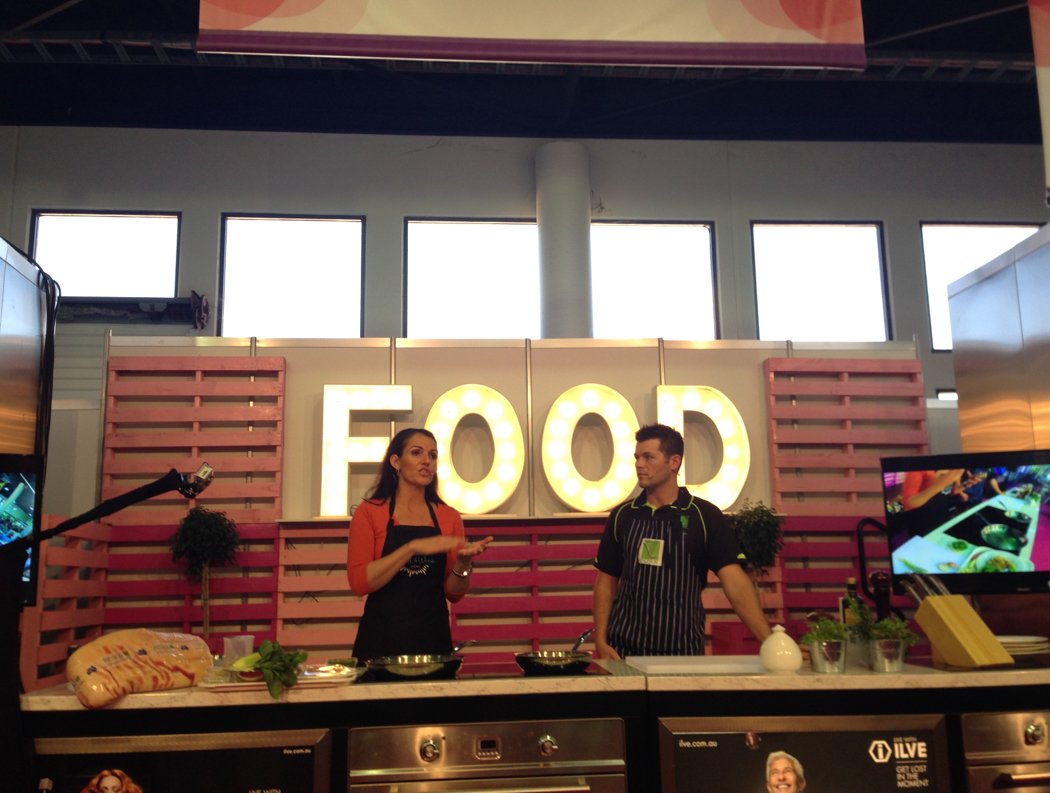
[451,563,472,579]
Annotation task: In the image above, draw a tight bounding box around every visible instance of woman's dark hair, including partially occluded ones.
[365,427,446,505]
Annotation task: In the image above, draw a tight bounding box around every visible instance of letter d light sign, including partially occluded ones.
[656,385,750,510]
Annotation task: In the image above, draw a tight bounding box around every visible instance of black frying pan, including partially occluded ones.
[366,641,473,681]
[514,629,594,675]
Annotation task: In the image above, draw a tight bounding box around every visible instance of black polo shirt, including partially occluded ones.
[595,487,745,584]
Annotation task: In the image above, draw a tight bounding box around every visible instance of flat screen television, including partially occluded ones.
[0,454,43,604]
[882,449,1050,594]
[1,235,57,606]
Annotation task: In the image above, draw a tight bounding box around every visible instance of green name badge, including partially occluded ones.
[638,538,664,567]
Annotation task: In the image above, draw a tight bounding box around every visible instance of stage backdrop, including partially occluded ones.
[197,0,866,69]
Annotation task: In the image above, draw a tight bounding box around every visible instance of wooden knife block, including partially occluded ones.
[915,595,1014,668]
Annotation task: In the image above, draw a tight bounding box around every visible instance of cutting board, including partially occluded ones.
[625,655,766,675]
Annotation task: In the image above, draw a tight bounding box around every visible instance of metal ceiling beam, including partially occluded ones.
[0,37,1037,85]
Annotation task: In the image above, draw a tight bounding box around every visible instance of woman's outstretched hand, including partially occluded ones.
[411,534,463,556]
[456,536,493,565]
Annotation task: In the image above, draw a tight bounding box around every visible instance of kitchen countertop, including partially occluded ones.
[20,662,648,711]
[20,658,1050,711]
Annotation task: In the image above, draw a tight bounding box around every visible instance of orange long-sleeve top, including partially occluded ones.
[346,498,467,601]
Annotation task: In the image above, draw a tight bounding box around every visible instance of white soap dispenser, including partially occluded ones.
[760,625,802,673]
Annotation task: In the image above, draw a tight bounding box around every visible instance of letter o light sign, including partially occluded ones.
[541,383,641,513]
[425,384,525,515]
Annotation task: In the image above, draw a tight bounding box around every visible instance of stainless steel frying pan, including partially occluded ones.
[366,641,473,681]
[514,629,594,676]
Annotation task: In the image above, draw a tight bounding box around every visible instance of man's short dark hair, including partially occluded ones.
[636,423,684,461]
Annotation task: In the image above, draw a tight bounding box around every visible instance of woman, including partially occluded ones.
[80,769,143,793]
[347,428,492,661]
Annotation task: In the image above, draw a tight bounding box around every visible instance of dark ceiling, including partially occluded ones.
[0,0,1041,143]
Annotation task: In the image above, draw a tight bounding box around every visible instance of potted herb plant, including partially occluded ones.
[169,506,241,639]
[725,500,784,597]
[845,591,874,667]
[869,617,917,673]
[800,617,849,673]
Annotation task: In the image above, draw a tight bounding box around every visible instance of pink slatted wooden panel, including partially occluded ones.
[275,524,359,659]
[764,357,928,517]
[19,516,109,692]
[103,356,285,525]
[103,523,280,653]
[777,514,927,656]
[454,519,782,662]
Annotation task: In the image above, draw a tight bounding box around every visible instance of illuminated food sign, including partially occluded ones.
[320,382,749,515]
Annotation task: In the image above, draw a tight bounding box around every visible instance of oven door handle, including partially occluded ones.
[441,786,590,793]
[1004,772,1050,784]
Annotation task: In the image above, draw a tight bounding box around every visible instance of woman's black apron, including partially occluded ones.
[352,496,453,661]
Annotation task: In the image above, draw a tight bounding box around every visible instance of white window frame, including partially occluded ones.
[751,221,890,343]
[590,220,718,341]
[30,210,181,299]
[920,222,1041,352]
[219,213,365,339]
[403,218,540,339]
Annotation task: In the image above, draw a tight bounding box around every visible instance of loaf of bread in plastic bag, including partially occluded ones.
[66,628,213,708]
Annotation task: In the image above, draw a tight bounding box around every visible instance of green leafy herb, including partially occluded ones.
[800,617,849,645]
[870,617,917,649]
[250,640,308,700]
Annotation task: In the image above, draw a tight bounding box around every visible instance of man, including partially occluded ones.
[766,751,806,793]
[591,423,771,659]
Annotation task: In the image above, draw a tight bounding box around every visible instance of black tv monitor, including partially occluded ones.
[0,454,43,605]
[882,449,1050,595]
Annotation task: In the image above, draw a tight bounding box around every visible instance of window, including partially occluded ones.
[752,223,887,342]
[921,223,1040,351]
[405,220,540,338]
[221,216,363,338]
[590,222,716,339]
[31,212,179,298]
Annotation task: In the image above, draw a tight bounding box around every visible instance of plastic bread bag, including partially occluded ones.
[66,628,213,709]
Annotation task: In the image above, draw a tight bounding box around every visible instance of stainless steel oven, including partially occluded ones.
[348,719,625,793]
[963,711,1050,791]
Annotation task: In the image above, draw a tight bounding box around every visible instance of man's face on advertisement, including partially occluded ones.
[767,757,804,793]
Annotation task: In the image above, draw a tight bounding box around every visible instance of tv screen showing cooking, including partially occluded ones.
[0,454,43,605]
[882,449,1050,594]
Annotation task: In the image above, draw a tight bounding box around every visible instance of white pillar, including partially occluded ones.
[536,141,592,338]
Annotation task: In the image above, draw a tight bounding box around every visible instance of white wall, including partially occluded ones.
[1,126,1045,397]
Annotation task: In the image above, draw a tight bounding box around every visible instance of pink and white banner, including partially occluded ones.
[198,0,866,70]
[1030,0,1050,205]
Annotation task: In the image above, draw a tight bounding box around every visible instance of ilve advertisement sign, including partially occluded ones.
[659,716,949,793]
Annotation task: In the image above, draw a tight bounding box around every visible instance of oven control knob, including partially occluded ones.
[1026,724,1046,745]
[421,740,441,762]
[538,735,558,757]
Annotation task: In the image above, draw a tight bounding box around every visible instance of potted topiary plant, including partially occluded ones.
[725,500,784,596]
[169,506,240,639]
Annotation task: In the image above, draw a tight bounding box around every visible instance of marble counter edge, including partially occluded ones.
[21,673,647,712]
[644,664,1050,690]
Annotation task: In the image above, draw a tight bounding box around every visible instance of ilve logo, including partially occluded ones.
[869,740,892,763]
